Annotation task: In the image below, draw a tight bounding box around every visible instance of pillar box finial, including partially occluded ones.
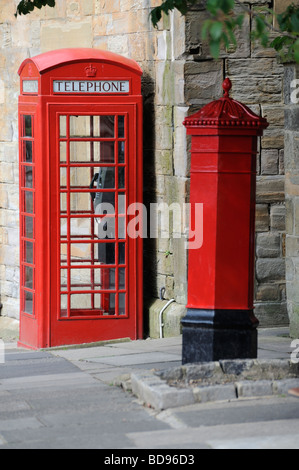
[222,77,232,97]
[182,78,269,364]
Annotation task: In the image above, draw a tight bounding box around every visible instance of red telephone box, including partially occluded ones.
[18,49,143,349]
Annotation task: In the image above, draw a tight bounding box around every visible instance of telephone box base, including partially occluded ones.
[182,308,259,364]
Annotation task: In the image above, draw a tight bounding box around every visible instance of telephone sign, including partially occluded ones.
[53,80,130,94]
[18,49,143,349]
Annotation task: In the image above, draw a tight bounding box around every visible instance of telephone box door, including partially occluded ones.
[49,104,142,346]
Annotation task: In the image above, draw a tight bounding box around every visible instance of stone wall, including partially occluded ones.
[0,0,290,330]
[0,0,188,323]
[284,62,299,338]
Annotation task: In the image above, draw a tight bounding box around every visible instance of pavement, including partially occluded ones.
[1,317,299,449]
[45,326,299,410]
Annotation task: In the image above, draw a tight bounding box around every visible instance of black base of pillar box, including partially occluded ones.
[182,309,259,364]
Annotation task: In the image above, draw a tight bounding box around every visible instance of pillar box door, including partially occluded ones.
[182,79,268,363]
[18,49,143,349]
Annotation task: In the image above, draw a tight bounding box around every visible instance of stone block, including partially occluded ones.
[285,198,294,235]
[255,204,270,232]
[261,129,285,149]
[173,237,188,305]
[40,20,92,51]
[236,380,273,398]
[185,362,223,381]
[220,359,255,375]
[155,105,173,150]
[184,60,223,105]
[107,34,129,56]
[261,149,279,175]
[173,106,189,178]
[285,107,299,132]
[261,105,285,127]
[256,284,280,302]
[279,149,285,175]
[256,258,286,282]
[155,150,173,176]
[254,301,289,327]
[286,174,299,198]
[286,235,299,258]
[289,302,299,339]
[193,384,237,403]
[284,130,299,171]
[273,379,299,395]
[227,58,284,77]
[256,176,285,203]
[270,204,286,231]
[256,232,281,258]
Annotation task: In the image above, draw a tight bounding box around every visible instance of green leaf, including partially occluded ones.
[270,36,286,51]
[210,40,221,59]
[294,39,299,63]
[226,23,237,46]
[206,0,221,16]
[201,20,213,40]
[150,8,162,27]
[235,14,244,28]
[210,21,223,41]
[16,0,56,15]
[255,16,266,35]
[291,13,299,33]
[221,0,234,15]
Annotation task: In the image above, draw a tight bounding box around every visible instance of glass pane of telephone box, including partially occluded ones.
[70,192,91,214]
[70,267,115,290]
[69,167,115,189]
[59,116,67,138]
[61,269,68,291]
[25,216,34,239]
[60,141,67,162]
[24,241,34,265]
[119,268,125,289]
[23,141,33,163]
[24,167,33,188]
[118,167,125,189]
[71,294,92,310]
[70,141,115,164]
[66,242,115,265]
[119,293,126,315]
[69,115,115,138]
[119,242,125,265]
[24,266,34,290]
[102,293,115,316]
[24,291,34,315]
[24,115,33,137]
[118,142,125,164]
[24,191,34,214]
[118,116,125,138]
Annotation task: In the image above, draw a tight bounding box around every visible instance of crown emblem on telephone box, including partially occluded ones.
[85,64,97,77]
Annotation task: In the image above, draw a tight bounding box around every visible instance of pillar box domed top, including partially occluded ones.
[183,78,268,133]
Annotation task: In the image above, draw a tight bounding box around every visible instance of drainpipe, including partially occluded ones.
[159,288,175,339]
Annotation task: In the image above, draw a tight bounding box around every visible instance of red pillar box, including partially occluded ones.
[182,78,268,364]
